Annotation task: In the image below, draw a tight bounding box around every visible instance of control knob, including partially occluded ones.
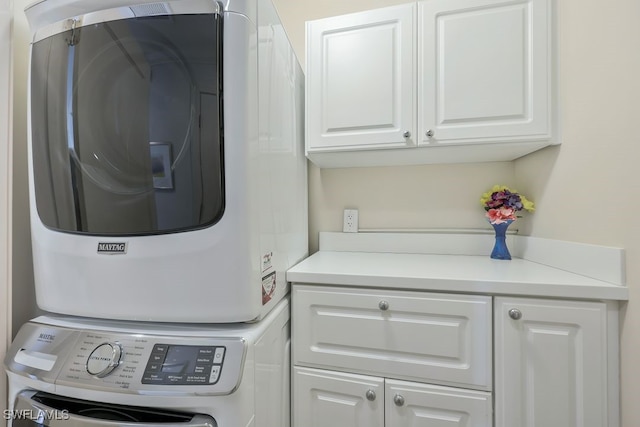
[86,342,123,378]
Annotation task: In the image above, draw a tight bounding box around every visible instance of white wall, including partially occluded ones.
[1,0,12,415]
[272,0,640,425]
[307,163,516,250]
[11,0,37,336]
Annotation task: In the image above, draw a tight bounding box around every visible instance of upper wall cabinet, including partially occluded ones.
[306,4,416,151]
[305,0,556,168]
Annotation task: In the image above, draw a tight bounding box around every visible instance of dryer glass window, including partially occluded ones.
[30,14,224,235]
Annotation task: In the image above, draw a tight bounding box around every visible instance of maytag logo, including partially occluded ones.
[38,333,55,342]
[97,242,128,255]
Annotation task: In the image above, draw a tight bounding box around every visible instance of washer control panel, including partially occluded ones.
[6,322,246,396]
[141,344,226,385]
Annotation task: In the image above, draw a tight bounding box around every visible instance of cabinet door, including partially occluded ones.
[419,0,551,145]
[306,3,415,151]
[495,297,608,427]
[293,285,492,390]
[293,366,384,427]
[386,379,492,427]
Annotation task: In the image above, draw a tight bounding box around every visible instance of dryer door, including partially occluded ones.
[30,7,224,236]
[12,391,216,427]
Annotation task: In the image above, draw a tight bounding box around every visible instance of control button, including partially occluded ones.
[149,354,164,364]
[194,364,212,375]
[185,375,208,384]
[152,344,168,354]
[166,374,185,383]
[214,347,225,364]
[145,362,161,372]
[142,373,165,384]
[86,342,123,378]
[209,365,221,383]
[196,355,213,364]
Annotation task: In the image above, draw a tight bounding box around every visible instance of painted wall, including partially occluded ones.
[1,0,12,414]
[272,0,640,425]
[11,0,37,337]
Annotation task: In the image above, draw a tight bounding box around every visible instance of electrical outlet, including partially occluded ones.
[343,209,359,233]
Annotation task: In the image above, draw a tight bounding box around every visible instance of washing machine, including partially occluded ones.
[4,298,290,426]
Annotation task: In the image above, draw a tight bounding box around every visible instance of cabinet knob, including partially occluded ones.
[403,131,411,138]
[365,389,376,401]
[393,394,405,407]
[508,308,522,320]
[425,129,434,138]
[378,300,389,311]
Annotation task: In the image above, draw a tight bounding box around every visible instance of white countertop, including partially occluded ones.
[286,233,629,301]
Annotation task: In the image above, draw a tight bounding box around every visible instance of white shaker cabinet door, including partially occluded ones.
[293,366,384,427]
[293,286,492,390]
[306,3,415,151]
[494,297,609,427]
[386,379,492,427]
[419,0,551,145]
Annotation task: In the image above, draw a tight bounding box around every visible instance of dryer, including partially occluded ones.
[5,297,291,427]
[24,0,307,323]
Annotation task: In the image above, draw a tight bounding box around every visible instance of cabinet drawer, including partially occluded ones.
[292,285,492,390]
[386,379,492,427]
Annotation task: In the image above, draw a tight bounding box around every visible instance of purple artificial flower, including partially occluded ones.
[505,193,523,211]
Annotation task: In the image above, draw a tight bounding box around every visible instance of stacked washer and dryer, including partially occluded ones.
[5,0,307,425]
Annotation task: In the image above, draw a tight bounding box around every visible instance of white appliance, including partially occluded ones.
[24,0,307,323]
[5,296,291,427]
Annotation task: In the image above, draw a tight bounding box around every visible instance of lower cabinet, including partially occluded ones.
[292,285,619,427]
[494,297,614,427]
[294,366,492,427]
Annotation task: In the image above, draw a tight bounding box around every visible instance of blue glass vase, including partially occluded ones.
[490,220,513,260]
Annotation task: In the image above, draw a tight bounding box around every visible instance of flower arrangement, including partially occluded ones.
[480,185,535,224]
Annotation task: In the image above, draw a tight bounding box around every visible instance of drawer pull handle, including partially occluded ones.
[393,394,405,407]
[365,389,376,401]
[378,301,389,311]
[508,308,522,320]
